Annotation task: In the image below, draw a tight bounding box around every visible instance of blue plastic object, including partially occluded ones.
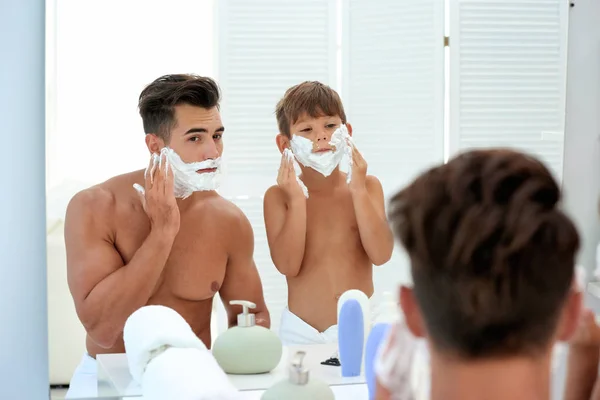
[337,299,364,377]
[364,322,392,399]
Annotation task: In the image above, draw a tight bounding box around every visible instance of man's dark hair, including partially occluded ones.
[388,149,579,359]
[138,74,221,141]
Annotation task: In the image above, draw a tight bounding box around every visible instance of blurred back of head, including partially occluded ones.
[388,149,580,360]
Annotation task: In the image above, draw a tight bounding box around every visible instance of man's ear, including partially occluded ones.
[557,289,583,342]
[145,134,165,154]
[275,133,290,154]
[346,122,353,137]
[400,285,426,338]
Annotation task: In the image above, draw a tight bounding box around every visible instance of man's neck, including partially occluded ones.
[430,350,552,400]
[176,190,217,212]
[299,167,345,192]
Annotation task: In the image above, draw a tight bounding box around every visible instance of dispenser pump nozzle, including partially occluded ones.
[289,351,309,385]
[229,300,256,327]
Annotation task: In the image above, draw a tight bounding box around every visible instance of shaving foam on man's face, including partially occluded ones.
[289,124,353,181]
[146,147,222,199]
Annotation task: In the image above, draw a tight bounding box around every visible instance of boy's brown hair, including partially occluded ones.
[388,149,579,359]
[275,81,347,137]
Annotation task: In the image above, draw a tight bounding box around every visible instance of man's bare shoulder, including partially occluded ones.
[195,195,253,244]
[66,185,115,221]
[209,195,251,226]
[65,170,144,221]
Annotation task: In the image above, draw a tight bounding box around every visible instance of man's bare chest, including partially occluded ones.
[114,212,228,302]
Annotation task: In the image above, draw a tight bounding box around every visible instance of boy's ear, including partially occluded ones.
[276,133,290,154]
[346,122,353,137]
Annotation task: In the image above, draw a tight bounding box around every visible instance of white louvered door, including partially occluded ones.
[449,0,570,182]
[215,0,337,333]
[342,0,446,197]
[342,0,446,292]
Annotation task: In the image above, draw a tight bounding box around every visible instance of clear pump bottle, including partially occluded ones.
[261,351,335,400]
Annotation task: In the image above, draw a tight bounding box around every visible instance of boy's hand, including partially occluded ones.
[278,149,307,201]
[570,308,600,348]
[349,142,368,194]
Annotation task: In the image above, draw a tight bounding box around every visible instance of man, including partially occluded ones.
[264,81,393,345]
[376,149,582,400]
[64,74,269,398]
[564,308,600,400]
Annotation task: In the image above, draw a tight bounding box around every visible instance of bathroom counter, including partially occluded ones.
[97,343,366,398]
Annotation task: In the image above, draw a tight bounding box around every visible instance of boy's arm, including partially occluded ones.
[349,147,394,265]
[263,185,307,277]
[263,153,308,277]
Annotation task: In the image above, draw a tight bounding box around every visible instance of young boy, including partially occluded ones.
[263,81,394,345]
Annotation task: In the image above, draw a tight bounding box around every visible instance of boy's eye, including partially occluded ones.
[301,128,311,132]
[213,134,222,140]
[189,136,200,142]
[326,124,337,129]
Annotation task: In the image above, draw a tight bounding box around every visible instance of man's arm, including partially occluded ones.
[375,380,393,400]
[351,175,394,266]
[564,309,600,400]
[564,345,600,400]
[263,185,307,277]
[65,188,175,348]
[219,208,270,329]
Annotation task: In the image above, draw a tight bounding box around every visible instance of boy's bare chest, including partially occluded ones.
[305,192,362,252]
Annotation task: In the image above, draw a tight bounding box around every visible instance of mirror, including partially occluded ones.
[40,0,582,399]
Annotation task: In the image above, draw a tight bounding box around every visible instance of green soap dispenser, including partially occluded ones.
[261,351,335,400]
[212,300,282,374]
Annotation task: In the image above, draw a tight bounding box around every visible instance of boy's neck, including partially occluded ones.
[430,349,552,400]
[299,167,345,192]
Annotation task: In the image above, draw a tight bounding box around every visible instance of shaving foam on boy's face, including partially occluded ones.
[289,124,353,179]
[144,147,222,199]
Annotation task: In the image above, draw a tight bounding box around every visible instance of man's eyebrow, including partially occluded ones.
[184,126,225,135]
[184,127,208,135]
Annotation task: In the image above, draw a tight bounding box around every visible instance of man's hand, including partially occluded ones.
[570,308,600,348]
[134,151,180,237]
[277,149,307,201]
[564,307,600,400]
[349,141,368,194]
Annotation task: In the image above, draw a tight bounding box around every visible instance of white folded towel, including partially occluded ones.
[124,305,240,399]
[123,305,207,383]
[142,347,239,400]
